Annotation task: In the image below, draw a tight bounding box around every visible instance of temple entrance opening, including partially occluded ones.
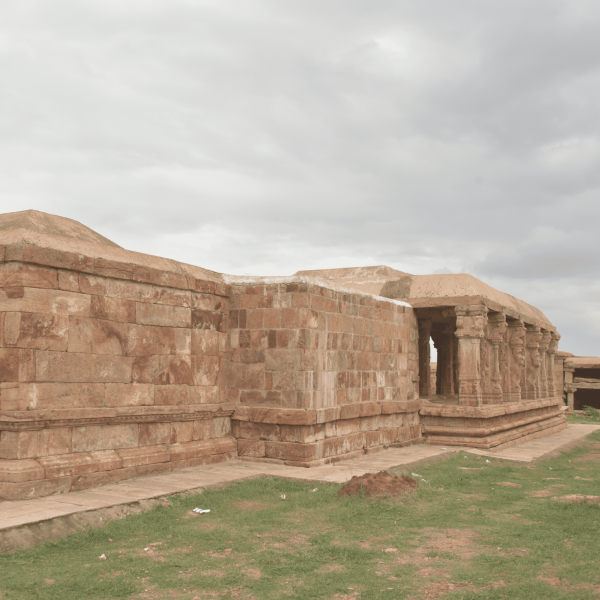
[416,308,459,405]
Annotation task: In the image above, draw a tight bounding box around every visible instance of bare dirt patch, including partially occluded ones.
[496,482,522,487]
[407,580,476,599]
[395,528,480,564]
[244,568,262,579]
[530,485,566,497]
[552,495,600,504]
[338,472,418,498]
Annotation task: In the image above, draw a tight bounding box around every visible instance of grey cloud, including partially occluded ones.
[1,0,599,354]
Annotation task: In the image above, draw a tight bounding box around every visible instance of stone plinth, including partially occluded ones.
[420,399,566,449]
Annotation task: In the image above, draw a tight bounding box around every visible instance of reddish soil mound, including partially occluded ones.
[338,471,418,499]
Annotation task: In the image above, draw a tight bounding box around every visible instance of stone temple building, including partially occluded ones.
[0,211,569,500]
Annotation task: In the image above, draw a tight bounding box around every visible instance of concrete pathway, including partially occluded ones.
[1,424,598,549]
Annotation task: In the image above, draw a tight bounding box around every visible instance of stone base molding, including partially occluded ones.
[421,398,566,449]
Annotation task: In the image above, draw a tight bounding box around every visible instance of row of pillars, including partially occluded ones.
[418,304,561,407]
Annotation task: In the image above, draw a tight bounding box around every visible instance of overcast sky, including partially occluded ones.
[1,0,599,355]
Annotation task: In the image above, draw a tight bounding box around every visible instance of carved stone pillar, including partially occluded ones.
[508,320,526,403]
[539,330,551,399]
[455,304,487,407]
[418,319,432,398]
[547,332,560,401]
[480,332,492,404]
[525,325,543,400]
[488,313,508,404]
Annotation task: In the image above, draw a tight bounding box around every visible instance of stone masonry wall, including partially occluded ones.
[228,281,422,466]
[0,254,235,500]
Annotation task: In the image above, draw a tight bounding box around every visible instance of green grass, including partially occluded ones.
[566,406,600,424]
[2,430,600,599]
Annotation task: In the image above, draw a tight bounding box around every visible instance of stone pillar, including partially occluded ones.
[418,319,432,399]
[480,333,492,404]
[453,336,460,395]
[455,304,487,407]
[441,326,455,396]
[508,320,526,403]
[525,325,543,400]
[431,327,455,397]
[547,332,560,401]
[488,313,508,404]
[564,364,575,411]
[539,330,551,399]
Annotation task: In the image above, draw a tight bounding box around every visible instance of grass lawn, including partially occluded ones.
[1,429,600,600]
[566,407,600,424]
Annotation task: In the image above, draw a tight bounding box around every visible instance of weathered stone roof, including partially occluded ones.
[293,265,554,329]
[0,211,556,330]
[0,209,224,284]
[0,209,121,248]
[565,356,600,369]
[292,266,410,297]
[381,273,553,329]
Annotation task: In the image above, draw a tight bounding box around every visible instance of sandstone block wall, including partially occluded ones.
[0,212,570,499]
[0,252,235,500]
[228,281,422,466]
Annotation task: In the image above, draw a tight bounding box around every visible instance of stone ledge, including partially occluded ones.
[0,438,237,499]
[0,404,236,430]
[420,397,561,419]
[422,406,562,438]
[232,400,423,426]
[426,415,567,449]
[3,246,229,295]
[239,433,425,468]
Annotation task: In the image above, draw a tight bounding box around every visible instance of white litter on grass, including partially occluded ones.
[486,460,491,463]
[193,508,210,514]
[411,473,421,477]
[144,548,149,551]
[309,488,318,493]
[549,468,553,470]
[99,554,106,560]
[280,494,286,500]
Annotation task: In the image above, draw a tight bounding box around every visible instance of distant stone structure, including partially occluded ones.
[0,211,567,499]
[555,353,600,411]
